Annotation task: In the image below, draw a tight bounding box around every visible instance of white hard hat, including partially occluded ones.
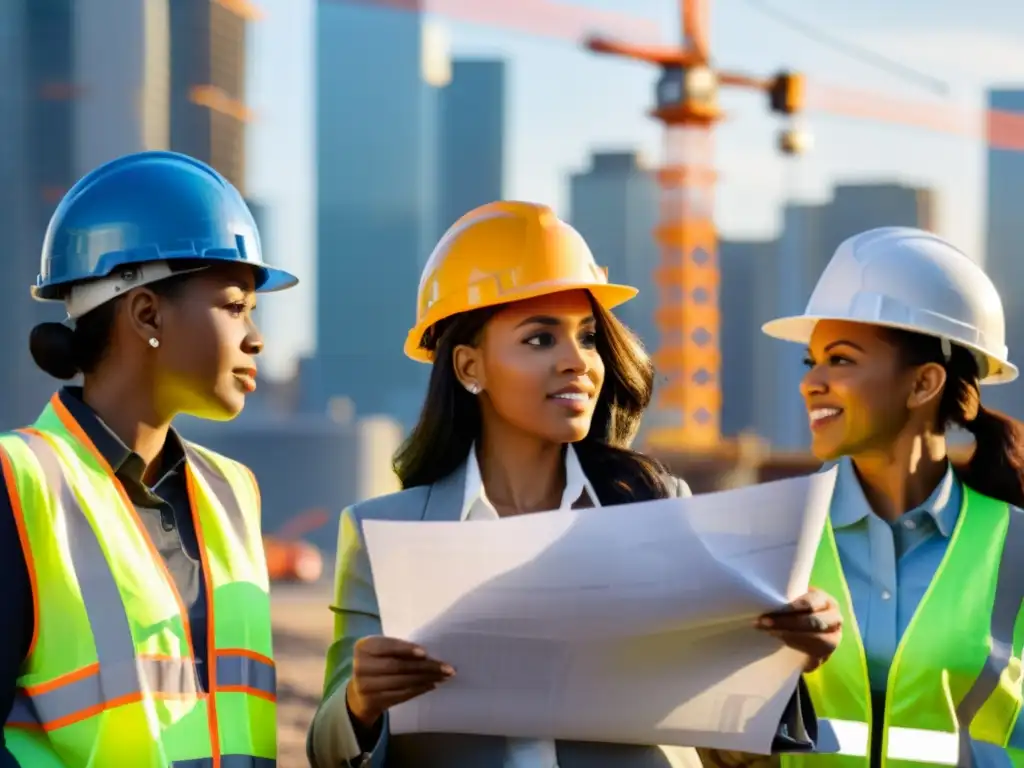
[762,227,1017,385]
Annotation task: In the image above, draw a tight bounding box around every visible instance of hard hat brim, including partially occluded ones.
[762,314,1019,385]
[404,282,639,363]
[253,264,300,293]
[32,258,299,303]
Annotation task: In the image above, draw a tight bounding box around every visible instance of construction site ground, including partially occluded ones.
[272,581,337,768]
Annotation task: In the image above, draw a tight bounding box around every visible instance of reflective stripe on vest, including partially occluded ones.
[819,719,963,764]
[7,655,275,731]
[782,487,1024,768]
[1,396,276,766]
[170,759,277,768]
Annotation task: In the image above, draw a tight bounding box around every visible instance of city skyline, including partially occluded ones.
[244,0,1024,378]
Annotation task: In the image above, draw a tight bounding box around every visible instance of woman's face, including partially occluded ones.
[800,319,922,460]
[456,290,605,445]
[149,263,263,420]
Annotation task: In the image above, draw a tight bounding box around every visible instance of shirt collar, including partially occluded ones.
[58,386,187,487]
[460,442,600,520]
[830,455,961,537]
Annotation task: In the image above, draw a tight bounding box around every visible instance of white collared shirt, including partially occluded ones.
[461,442,599,522]
[461,442,600,768]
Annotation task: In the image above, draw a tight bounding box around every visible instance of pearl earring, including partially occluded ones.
[465,382,481,395]
[148,338,160,349]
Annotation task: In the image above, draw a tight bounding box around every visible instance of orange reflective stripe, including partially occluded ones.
[0,444,40,660]
[8,653,275,731]
[215,651,276,702]
[48,396,200,663]
[171,757,276,767]
[185,454,223,768]
[4,431,198,732]
[8,656,199,731]
[4,407,277,762]
[184,441,274,768]
[185,444,252,544]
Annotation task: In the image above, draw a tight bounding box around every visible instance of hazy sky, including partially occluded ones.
[245,0,1024,378]
[446,0,1024,249]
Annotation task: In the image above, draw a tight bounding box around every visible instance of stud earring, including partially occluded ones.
[148,338,160,349]
[465,382,481,395]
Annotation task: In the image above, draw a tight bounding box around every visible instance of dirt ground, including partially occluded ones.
[272,583,337,768]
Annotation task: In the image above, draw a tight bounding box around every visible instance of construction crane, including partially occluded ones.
[345,0,1024,452]
[349,0,1024,151]
[584,0,804,451]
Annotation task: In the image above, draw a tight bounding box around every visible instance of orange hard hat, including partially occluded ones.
[405,201,638,363]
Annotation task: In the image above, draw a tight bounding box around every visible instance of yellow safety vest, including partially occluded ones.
[1,394,277,767]
[782,485,1024,768]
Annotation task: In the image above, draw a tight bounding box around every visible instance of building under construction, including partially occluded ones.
[0,0,259,432]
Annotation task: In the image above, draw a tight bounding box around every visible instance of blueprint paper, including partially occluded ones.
[362,467,837,754]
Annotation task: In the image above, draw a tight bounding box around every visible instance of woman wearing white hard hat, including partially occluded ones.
[762,226,1024,768]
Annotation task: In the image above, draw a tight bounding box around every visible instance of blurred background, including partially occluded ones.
[2,1,1023,760]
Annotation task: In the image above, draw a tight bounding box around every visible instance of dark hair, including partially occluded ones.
[29,262,205,381]
[393,298,671,504]
[888,327,1024,507]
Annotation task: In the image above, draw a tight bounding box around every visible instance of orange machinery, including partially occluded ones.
[263,508,331,583]
[264,535,324,583]
[585,0,809,452]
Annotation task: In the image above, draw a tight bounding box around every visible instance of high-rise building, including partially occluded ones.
[243,0,317,381]
[826,183,936,249]
[568,151,660,351]
[438,59,507,234]
[74,0,171,175]
[719,238,774,437]
[755,201,825,450]
[982,88,1024,418]
[0,0,62,429]
[169,0,258,192]
[0,0,257,430]
[313,2,448,426]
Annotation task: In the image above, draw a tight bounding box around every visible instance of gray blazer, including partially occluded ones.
[306,465,806,768]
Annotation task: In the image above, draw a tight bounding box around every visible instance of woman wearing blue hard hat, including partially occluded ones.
[0,151,297,767]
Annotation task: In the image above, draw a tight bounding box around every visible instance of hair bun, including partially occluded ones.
[29,322,80,380]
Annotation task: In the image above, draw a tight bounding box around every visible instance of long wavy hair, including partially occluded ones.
[393,297,671,505]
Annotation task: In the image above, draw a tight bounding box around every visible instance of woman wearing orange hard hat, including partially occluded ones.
[307,201,841,768]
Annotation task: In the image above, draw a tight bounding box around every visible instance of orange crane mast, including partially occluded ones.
[585,0,804,451]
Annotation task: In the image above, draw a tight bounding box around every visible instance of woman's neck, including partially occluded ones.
[82,377,171,483]
[851,430,949,523]
[476,426,565,516]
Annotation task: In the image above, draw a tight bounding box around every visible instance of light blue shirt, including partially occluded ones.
[828,458,1024,757]
[829,456,962,693]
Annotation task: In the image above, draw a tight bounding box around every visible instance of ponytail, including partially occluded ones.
[890,328,1024,508]
[956,405,1024,508]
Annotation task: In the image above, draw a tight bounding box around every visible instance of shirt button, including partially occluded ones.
[903,519,917,530]
[881,589,892,601]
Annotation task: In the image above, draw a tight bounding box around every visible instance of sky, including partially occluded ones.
[244,0,1024,379]
[244,0,317,378]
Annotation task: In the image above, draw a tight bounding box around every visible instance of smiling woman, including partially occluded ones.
[394,285,667,504]
[763,226,1024,768]
[308,201,843,768]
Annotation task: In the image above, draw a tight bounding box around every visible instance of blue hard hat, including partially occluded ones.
[33,150,298,301]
